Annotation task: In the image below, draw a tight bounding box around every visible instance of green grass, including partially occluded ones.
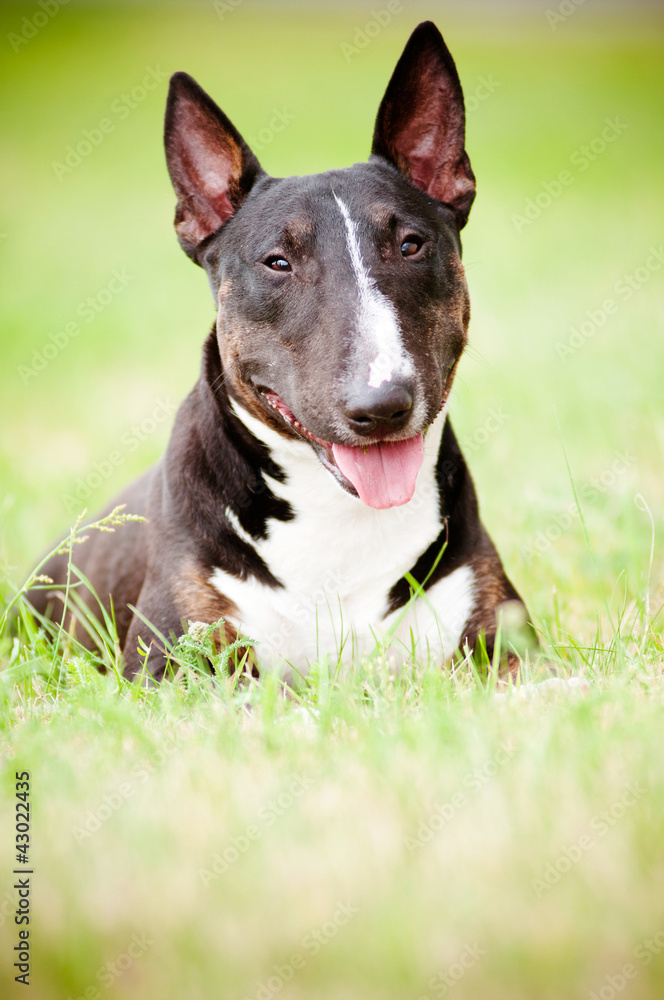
[1,2,664,997]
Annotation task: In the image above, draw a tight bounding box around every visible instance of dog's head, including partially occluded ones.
[164,21,475,509]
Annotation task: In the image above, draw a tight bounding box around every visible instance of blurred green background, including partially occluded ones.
[1,0,663,632]
[1,5,664,1000]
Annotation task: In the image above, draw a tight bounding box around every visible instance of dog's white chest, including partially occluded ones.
[210,408,476,675]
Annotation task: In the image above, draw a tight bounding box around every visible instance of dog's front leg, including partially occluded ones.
[386,558,534,675]
[123,558,243,681]
[122,574,185,681]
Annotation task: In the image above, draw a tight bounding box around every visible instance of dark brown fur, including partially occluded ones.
[28,23,533,680]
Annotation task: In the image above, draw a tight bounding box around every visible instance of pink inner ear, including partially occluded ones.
[393,90,468,206]
[403,130,440,193]
[183,133,236,228]
[170,98,242,246]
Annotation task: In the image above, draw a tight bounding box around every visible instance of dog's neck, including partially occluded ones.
[227,395,448,530]
[168,332,478,614]
[222,375,452,625]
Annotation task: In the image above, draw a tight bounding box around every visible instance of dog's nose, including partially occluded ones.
[343,382,413,436]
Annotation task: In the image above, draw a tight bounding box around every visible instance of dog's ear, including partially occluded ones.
[164,72,263,260]
[371,21,476,229]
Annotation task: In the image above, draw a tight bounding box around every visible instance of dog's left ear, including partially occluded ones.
[371,21,476,229]
[164,72,264,261]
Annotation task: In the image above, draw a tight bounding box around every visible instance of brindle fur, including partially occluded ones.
[28,22,533,679]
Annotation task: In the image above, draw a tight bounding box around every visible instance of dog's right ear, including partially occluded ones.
[164,72,263,261]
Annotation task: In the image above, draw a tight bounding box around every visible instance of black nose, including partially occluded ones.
[344,382,413,436]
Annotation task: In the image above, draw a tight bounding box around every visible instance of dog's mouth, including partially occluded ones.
[259,390,428,509]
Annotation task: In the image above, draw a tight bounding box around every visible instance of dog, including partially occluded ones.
[30,21,533,681]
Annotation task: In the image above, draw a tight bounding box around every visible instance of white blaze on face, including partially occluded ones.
[333,194,412,389]
[368,351,394,388]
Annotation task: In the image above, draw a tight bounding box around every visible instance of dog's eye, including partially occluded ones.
[265,256,292,272]
[400,238,422,257]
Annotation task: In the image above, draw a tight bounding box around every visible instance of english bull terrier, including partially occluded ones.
[31,22,532,680]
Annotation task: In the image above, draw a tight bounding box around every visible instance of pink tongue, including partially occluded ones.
[331,434,424,509]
